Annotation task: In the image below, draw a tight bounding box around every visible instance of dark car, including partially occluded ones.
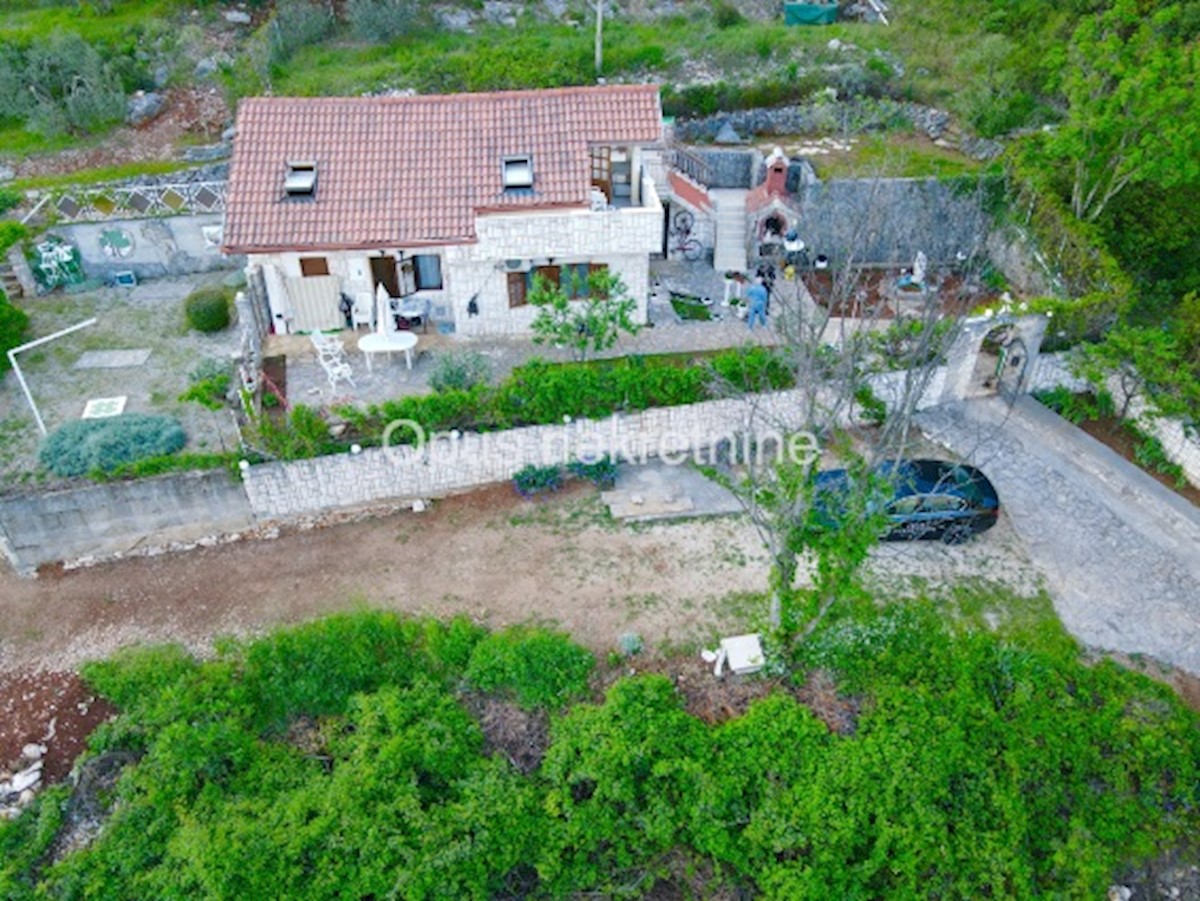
[813,458,1000,544]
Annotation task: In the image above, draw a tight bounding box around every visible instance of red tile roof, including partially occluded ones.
[222,85,663,253]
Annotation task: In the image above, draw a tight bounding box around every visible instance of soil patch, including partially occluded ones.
[0,671,116,785]
[462,693,550,774]
[804,270,992,319]
[597,655,860,733]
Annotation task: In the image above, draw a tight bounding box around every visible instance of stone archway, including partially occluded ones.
[938,313,1049,405]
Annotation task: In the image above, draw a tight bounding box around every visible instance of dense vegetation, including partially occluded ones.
[0,603,1196,898]
[38,413,187,477]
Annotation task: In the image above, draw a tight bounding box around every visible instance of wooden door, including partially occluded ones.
[370,255,400,297]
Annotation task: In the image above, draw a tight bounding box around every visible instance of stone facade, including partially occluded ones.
[248,175,663,336]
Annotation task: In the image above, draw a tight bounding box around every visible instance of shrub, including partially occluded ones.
[568,455,618,490]
[0,221,28,256]
[0,293,30,373]
[513,463,562,498]
[184,286,232,333]
[428,349,491,394]
[344,0,427,43]
[0,188,21,215]
[179,358,232,409]
[465,625,594,709]
[1,33,126,138]
[713,0,745,29]
[39,413,186,477]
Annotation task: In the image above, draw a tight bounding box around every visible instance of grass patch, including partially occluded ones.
[669,294,713,321]
[812,133,989,180]
[12,160,195,191]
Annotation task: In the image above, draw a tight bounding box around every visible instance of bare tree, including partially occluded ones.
[710,174,994,639]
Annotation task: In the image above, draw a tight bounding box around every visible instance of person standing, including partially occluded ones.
[746,277,769,329]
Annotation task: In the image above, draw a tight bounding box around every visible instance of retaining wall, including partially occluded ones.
[0,470,253,574]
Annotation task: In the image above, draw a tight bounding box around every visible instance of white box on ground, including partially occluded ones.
[719,633,765,675]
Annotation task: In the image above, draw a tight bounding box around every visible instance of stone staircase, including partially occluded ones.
[0,260,22,300]
[709,188,749,273]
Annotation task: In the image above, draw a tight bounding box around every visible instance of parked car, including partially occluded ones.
[813,458,1000,544]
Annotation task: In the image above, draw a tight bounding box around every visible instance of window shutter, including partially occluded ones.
[540,265,561,288]
[507,271,527,308]
[299,257,330,277]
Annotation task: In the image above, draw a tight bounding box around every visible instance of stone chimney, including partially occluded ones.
[764,147,788,196]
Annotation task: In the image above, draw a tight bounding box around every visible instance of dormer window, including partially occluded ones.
[502,155,533,191]
[284,160,318,197]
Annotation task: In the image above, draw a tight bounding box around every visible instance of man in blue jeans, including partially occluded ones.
[746,277,769,329]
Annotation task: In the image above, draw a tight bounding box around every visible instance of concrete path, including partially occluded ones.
[918,395,1200,674]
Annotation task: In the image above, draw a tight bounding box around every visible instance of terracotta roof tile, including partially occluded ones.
[223,85,663,253]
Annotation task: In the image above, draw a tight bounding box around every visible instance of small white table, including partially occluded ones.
[359,331,417,371]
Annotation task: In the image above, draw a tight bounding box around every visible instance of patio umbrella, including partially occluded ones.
[375,284,391,335]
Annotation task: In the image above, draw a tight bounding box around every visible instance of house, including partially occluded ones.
[221,85,666,336]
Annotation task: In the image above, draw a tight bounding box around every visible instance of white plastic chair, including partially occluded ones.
[351,292,375,331]
[309,330,346,363]
[318,354,355,392]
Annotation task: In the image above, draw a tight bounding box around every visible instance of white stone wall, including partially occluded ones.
[245,176,662,337]
[448,177,663,336]
[241,371,949,520]
[1027,351,1200,488]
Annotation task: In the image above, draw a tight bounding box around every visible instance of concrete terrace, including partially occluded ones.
[275,260,790,407]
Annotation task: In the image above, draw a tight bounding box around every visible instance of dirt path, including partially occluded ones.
[0,480,1038,674]
[0,484,774,673]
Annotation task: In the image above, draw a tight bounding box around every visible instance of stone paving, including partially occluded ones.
[279,260,786,406]
[918,395,1200,674]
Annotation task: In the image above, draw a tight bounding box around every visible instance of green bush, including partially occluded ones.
[5,606,1197,898]
[513,463,562,498]
[428,349,491,393]
[465,625,595,709]
[39,413,186,477]
[568,455,618,490]
[713,0,746,29]
[1,32,126,138]
[0,221,27,256]
[179,358,231,409]
[0,292,30,373]
[0,188,21,215]
[279,349,795,460]
[183,286,232,333]
[344,0,429,43]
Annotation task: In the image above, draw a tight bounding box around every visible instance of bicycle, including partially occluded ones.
[667,209,703,262]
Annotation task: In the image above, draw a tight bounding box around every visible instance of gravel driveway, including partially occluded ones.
[919,396,1200,675]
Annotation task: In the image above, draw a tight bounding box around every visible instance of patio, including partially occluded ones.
[271,260,790,407]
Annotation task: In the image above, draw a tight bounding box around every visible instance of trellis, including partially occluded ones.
[48,181,227,223]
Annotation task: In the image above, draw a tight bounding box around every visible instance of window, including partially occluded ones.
[503,155,534,191]
[299,256,329,277]
[561,263,610,298]
[284,160,317,196]
[526,265,561,296]
[922,495,967,513]
[399,254,443,292]
[507,271,527,308]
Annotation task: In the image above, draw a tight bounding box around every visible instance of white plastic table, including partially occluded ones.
[359,331,417,371]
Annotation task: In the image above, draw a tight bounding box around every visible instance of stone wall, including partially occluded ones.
[56,213,241,282]
[241,374,950,520]
[797,178,989,266]
[1028,351,1200,487]
[0,470,253,575]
